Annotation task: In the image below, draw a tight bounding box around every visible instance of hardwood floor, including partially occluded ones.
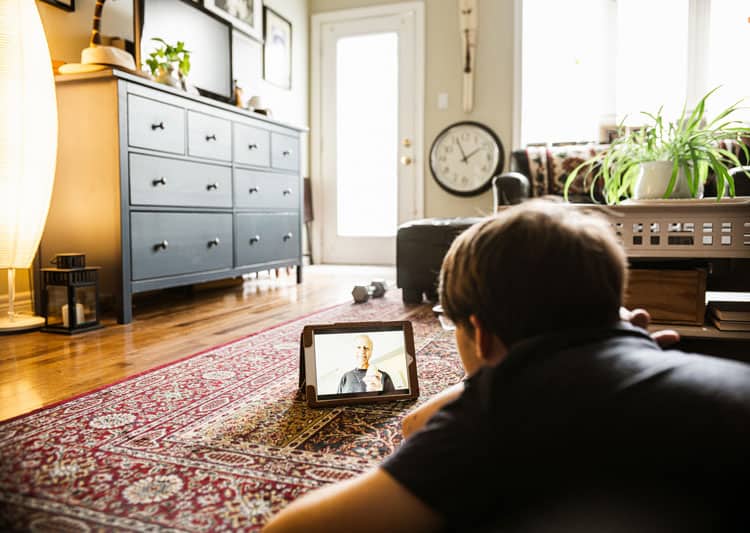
[0,265,401,422]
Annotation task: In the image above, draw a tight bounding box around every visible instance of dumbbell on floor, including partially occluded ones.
[352,279,387,303]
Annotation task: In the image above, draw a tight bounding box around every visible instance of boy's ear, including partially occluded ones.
[469,315,507,366]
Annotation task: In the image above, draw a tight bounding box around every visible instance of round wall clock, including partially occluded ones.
[429,121,504,196]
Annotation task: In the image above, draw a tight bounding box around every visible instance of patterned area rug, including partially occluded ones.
[0,293,463,531]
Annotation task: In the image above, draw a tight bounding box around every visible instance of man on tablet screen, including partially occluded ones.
[337,334,396,394]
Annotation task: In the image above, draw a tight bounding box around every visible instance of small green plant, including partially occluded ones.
[564,87,750,204]
[145,37,191,81]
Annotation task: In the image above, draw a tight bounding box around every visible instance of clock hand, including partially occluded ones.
[456,138,469,163]
[464,147,482,161]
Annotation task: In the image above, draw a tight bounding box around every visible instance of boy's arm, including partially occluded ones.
[262,467,442,533]
[402,381,465,439]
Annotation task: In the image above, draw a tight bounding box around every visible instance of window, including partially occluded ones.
[519,0,750,146]
[705,0,750,123]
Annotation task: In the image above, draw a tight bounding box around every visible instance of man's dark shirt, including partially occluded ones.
[382,323,750,532]
[337,368,396,393]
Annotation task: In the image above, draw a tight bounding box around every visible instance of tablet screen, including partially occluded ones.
[301,321,418,406]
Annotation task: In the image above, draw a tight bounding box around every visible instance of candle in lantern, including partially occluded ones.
[61,303,85,328]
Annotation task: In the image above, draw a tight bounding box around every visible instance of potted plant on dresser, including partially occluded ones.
[564,87,750,204]
[144,37,192,91]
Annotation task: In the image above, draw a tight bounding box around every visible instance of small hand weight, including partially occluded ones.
[352,279,388,303]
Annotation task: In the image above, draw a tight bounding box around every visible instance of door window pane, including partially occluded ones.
[336,33,398,237]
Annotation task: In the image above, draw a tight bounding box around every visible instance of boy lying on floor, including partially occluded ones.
[263,198,750,533]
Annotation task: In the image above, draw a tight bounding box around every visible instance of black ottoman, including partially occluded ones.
[396,217,484,304]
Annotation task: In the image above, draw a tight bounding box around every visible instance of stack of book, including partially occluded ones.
[707,301,750,332]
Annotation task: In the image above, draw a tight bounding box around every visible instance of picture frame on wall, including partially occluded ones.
[40,0,75,11]
[263,6,292,90]
[204,0,263,42]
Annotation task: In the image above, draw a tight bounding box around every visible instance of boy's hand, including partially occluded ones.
[620,307,680,348]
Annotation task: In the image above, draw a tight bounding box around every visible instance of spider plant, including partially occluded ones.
[564,87,750,204]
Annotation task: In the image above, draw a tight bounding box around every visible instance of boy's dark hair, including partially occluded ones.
[439,198,627,347]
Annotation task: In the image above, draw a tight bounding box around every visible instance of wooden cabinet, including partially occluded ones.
[41,70,306,323]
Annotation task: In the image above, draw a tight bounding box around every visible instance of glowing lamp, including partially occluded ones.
[0,1,58,332]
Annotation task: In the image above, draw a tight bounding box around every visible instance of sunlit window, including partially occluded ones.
[616,0,688,126]
[521,0,614,145]
[706,0,750,123]
[520,0,750,145]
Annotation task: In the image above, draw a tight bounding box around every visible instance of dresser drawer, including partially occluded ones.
[234,169,299,209]
[131,212,233,280]
[234,123,270,167]
[236,213,300,266]
[128,94,185,154]
[187,111,232,161]
[130,154,232,208]
[271,133,299,171]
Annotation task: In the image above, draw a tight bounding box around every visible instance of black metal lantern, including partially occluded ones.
[41,254,103,334]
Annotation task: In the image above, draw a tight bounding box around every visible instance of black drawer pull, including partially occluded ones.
[207,182,219,191]
[248,186,260,194]
[205,133,217,141]
[152,177,167,186]
[154,240,169,250]
[282,188,292,196]
[151,121,165,130]
[208,237,221,247]
[283,232,293,241]
[248,143,258,150]
[282,150,291,156]
[249,235,261,244]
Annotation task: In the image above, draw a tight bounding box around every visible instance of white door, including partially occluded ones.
[314,4,424,265]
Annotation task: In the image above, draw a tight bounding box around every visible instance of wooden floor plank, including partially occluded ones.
[0,265,404,421]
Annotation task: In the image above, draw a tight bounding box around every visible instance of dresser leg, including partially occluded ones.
[296,264,303,284]
[118,298,132,324]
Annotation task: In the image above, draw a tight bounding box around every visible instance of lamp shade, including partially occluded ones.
[0,0,58,270]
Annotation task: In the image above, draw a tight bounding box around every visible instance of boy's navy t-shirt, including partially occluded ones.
[382,324,750,532]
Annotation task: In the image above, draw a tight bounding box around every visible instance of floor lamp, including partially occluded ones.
[0,1,58,332]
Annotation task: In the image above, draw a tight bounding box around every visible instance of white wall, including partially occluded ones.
[38,0,134,63]
[36,0,309,172]
[310,0,515,218]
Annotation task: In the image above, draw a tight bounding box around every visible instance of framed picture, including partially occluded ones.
[40,0,74,11]
[263,6,291,90]
[204,0,263,42]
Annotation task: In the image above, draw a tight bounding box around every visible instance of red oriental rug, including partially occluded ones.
[0,293,462,531]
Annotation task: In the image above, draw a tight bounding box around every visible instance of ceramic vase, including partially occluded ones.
[633,160,703,200]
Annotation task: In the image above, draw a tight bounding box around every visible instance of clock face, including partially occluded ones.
[429,121,504,196]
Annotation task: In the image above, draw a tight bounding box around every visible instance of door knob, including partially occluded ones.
[402,138,412,148]
[400,156,413,166]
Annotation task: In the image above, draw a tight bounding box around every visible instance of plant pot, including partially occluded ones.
[633,160,704,200]
[154,66,180,88]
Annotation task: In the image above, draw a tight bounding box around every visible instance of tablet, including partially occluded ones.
[299,321,419,407]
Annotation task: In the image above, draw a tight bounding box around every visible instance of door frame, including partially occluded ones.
[311,2,425,264]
